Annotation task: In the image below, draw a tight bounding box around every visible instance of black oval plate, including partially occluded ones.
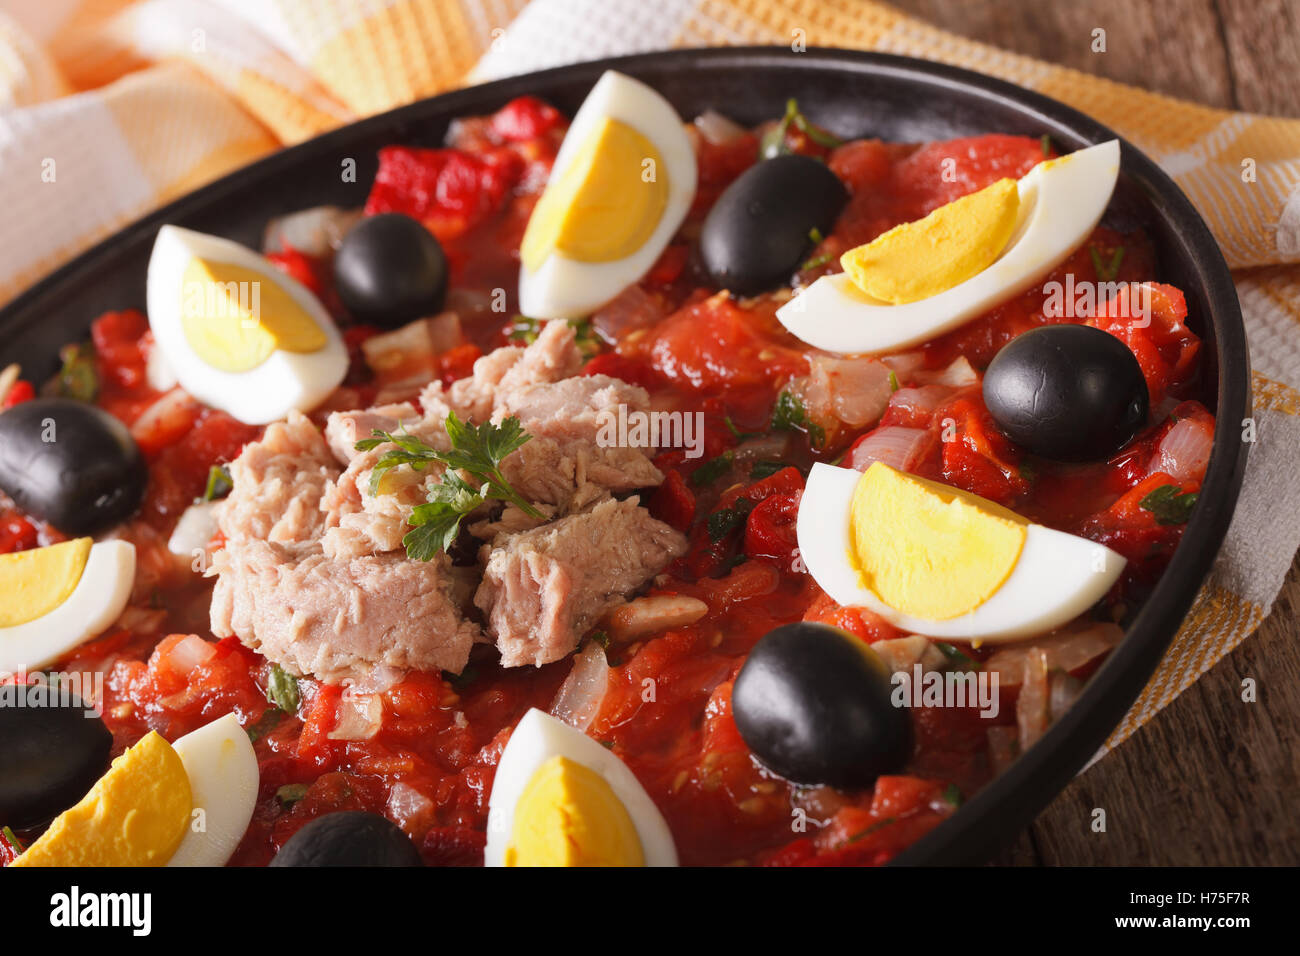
[0,47,1250,865]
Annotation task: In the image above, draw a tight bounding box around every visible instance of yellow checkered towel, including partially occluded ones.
[1,0,1297,759]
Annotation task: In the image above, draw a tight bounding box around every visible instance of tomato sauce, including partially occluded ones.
[2,97,1213,866]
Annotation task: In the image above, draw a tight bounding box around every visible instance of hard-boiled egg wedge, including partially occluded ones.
[485,708,677,867]
[12,730,192,867]
[167,713,260,867]
[777,140,1121,354]
[12,714,259,867]
[147,225,348,425]
[798,462,1125,641]
[518,71,697,319]
[0,538,134,673]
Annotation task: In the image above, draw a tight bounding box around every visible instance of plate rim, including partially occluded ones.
[0,46,1251,866]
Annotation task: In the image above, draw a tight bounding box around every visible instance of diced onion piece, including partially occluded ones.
[1016,648,1050,751]
[915,355,977,388]
[262,205,361,257]
[849,426,930,473]
[983,622,1123,688]
[591,285,666,344]
[693,109,747,145]
[160,634,218,677]
[130,387,201,453]
[387,781,435,835]
[167,501,220,558]
[607,594,709,642]
[113,605,168,635]
[361,315,452,395]
[800,354,895,429]
[1147,417,1212,485]
[328,690,383,740]
[551,642,609,732]
[1048,669,1084,722]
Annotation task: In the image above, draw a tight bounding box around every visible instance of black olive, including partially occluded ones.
[333,213,448,329]
[983,324,1149,462]
[270,811,423,867]
[0,683,112,828]
[732,622,911,789]
[0,398,147,535]
[699,154,848,295]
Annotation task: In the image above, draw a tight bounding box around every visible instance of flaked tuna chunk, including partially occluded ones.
[210,539,480,681]
[323,401,418,466]
[475,496,688,667]
[420,319,583,423]
[211,412,481,682]
[218,411,338,548]
[320,407,452,560]
[495,374,663,510]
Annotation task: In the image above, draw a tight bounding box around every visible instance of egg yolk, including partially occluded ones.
[181,257,327,373]
[848,463,1028,620]
[840,177,1020,304]
[12,731,192,867]
[0,537,91,627]
[521,117,668,272]
[505,755,645,867]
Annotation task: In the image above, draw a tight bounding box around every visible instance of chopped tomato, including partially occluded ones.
[1,379,33,408]
[743,491,801,565]
[649,469,696,532]
[936,394,1030,505]
[365,146,523,242]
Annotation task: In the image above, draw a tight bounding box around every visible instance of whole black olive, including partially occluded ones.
[732,622,911,789]
[0,398,147,535]
[270,811,423,867]
[0,683,112,828]
[699,154,848,295]
[333,213,448,328]
[983,324,1149,461]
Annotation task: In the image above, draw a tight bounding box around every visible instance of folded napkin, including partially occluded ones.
[2,0,1297,759]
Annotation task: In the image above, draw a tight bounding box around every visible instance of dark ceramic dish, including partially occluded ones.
[0,47,1250,865]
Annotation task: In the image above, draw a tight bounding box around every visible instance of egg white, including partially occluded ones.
[797,463,1125,642]
[518,71,698,319]
[0,540,135,673]
[484,708,678,867]
[147,225,348,425]
[167,713,260,867]
[776,140,1122,354]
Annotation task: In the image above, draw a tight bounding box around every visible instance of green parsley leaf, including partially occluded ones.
[888,370,900,392]
[749,460,788,480]
[724,416,761,442]
[275,783,309,807]
[2,825,25,855]
[935,642,979,670]
[265,665,300,714]
[55,342,98,403]
[1089,244,1126,282]
[690,451,734,487]
[771,390,825,448]
[846,816,896,844]
[359,412,543,561]
[245,707,282,743]
[707,497,756,542]
[508,315,600,358]
[942,783,964,808]
[588,630,611,649]
[1139,483,1198,525]
[759,98,842,159]
[1040,133,1052,158]
[202,464,233,502]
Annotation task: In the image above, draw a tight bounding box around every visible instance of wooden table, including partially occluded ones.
[889,0,1300,865]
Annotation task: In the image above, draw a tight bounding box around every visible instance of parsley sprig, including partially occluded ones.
[760,98,844,159]
[1139,483,1198,526]
[356,412,543,561]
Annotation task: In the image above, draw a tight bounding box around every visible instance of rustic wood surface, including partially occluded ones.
[888,0,1300,866]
